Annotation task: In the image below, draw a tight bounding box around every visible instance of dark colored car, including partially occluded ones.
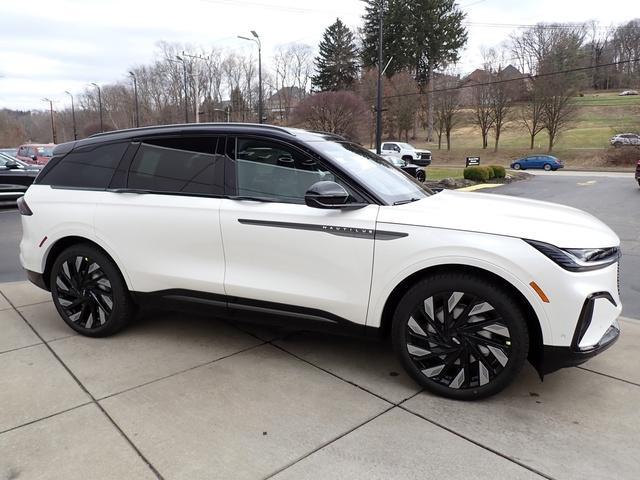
[0,153,42,203]
[636,159,640,187]
[511,155,564,171]
[385,156,427,182]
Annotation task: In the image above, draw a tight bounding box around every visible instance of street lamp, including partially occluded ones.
[238,30,263,124]
[64,91,77,140]
[128,71,140,127]
[42,98,57,144]
[174,54,189,123]
[90,82,103,132]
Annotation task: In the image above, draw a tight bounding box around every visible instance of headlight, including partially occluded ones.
[525,240,620,272]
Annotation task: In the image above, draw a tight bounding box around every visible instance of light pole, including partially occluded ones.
[42,98,57,144]
[90,82,103,132]
[128,71,140,128]
[238,31,263,124]
[175,54,189,123]
[64,91,77,140]
[375,0,384,154]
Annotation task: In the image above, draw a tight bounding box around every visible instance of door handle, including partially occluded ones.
[107,188,151,194]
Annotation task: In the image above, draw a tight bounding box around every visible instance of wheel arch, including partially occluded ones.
[376,263,544,373]
[42,235,133,291]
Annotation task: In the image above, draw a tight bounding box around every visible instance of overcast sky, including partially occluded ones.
[0,0,635,110]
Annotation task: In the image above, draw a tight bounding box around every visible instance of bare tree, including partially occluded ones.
[472,79,494,149]
[433,75,461,150]
[520,78,545,149]
[293,91,367,141]
[387,71,419,141]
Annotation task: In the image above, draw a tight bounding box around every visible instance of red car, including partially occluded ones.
[636,159,640,187]
[16,143,55,165]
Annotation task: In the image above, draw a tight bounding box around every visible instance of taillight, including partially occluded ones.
[17,196,33,216]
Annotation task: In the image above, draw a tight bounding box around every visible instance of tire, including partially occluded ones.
[613,142,622,148]
[543,163,552,171]
[513,163,521,170]
[50,243,136,337]
[391,272,529,400]
[402,155,413,163]
[416,170,426,182]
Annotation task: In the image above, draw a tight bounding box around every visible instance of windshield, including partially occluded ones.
[313,141,429,205]
[37,146,54,157]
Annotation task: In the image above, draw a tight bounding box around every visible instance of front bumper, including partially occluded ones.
[539,292,620,375]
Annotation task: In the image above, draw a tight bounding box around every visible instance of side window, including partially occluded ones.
[17,147,25,157]
[382,143,393,151]
[39,142,128,189]
[128,136,223,195]
[235,137,336,204]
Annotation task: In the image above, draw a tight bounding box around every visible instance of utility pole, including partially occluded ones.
[375,0,384,154]
[90,83,103,132]
[42,98,57,143]
[181,53,209,123]
[238,31,263,123]
[129,71,140,127]
[64,91,77,140]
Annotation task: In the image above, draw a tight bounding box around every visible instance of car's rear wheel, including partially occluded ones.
[392,272,529,400]
[416,170,426,182]
[513,163,521,170]
[543,163,552,171]
[50,244,135,337]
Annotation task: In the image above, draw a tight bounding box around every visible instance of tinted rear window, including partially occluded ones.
[127,136,224,195]
[38,142,127,189]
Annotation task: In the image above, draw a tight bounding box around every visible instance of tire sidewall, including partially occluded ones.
[50,244,132,337]
[543,163,551,171]
[391,273,529,400]
[513,163,521,170]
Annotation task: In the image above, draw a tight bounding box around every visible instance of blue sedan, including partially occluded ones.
[511,155,564,171]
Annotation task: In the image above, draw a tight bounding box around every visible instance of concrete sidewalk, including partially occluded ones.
[1,280,639,480]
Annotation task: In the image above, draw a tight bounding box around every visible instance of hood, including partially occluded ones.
[378,190,619,248]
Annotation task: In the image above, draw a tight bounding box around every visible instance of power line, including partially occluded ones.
[374,57,640,101]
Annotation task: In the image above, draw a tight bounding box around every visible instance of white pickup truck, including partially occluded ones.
[371,142,432,167]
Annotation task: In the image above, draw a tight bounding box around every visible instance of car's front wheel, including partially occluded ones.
[392,272,529,399]
[416,170,426,182]
[50,244,136,337]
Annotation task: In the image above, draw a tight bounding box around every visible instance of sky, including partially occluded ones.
[0,0,635,110]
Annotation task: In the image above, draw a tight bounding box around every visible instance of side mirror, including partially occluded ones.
[31,155,38,161]
[304,181,367,210]
[5,160,20,169]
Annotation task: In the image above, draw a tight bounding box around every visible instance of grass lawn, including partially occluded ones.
[426,167,464,180]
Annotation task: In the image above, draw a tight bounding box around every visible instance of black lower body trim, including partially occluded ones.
[540,324,620,375]
[26,269,49,291]
[132,289,377,338]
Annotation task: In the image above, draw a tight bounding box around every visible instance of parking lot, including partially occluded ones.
[1,171,640,479]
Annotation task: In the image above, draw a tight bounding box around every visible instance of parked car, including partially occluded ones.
[19,124,621,400]
[371,142,432,167]
[511,155,564,171]
[16,143,55,165]
[383,155,427,182]
[0,153,42,202]
[635,159,640,187]
[610,133,640,147]
[619,90,639,96]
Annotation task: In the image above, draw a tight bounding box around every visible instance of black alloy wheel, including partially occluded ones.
[416,170,426,182]
[392,273,528,399]
[51,244,135,337]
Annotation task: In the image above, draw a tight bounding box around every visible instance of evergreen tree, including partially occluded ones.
[361,0,467,85]
[312,18,359,91]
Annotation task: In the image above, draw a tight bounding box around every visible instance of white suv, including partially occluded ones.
[376,142,432,166]
[18,124,621,399]
[610,133,640,147]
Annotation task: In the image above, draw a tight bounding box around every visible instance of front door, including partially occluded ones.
[220,136,378,326]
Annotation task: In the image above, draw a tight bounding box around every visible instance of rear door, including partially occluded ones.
[219,136,378,326]
[94,136,226,295]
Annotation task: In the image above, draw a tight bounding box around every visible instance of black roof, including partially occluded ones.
[53,123,345,155]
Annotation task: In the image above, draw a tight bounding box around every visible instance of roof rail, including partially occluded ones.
[89,122,296,138]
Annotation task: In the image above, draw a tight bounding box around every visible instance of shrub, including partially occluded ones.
[489,165,506,178]
[485,166,496,179]
[463,166,490,182]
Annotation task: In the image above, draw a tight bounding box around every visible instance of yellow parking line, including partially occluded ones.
[457,184,504,192]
